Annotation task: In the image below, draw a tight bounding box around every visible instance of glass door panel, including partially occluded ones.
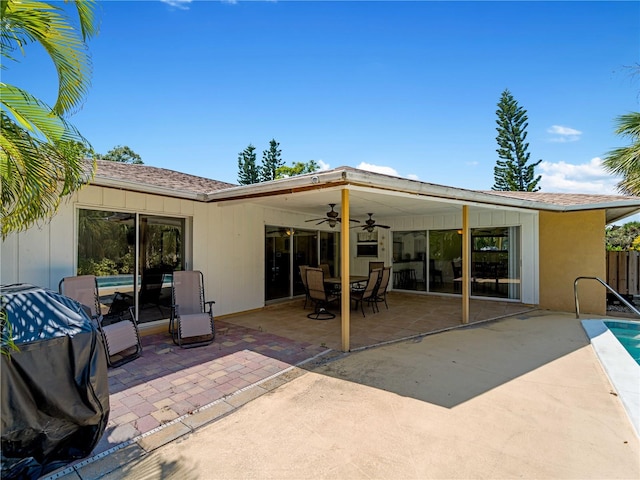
[429,230,463,294]
[265,226,292,301]
[320,231,339,277]
[471,227,520,299]
[293,229,318,296]
[77,209,136,317]
[137,215,185,323]
[392,231,426,291]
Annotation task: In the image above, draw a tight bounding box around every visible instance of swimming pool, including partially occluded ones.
[604,320,640,365]
[582,319,640,437]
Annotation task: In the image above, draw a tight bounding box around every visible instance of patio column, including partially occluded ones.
[341,188,351,352]
[462,205,470,324]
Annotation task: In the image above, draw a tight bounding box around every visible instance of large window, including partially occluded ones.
[77,209,186,324]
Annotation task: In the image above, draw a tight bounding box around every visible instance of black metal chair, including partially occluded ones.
[374,266,391,310]
[429,259,443,286]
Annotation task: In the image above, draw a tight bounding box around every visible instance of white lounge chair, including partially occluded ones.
[59,275,142,367]
[170,270,216,348]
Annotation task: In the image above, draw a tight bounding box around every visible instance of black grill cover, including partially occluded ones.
[1,284,110,479]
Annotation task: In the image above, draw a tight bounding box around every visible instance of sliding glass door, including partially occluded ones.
[77,209,186,324]
[137,215,184,321]
[392,227,521,300]
[265,226,339,302]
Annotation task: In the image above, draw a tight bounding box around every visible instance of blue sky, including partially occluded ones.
[7,1,640,192]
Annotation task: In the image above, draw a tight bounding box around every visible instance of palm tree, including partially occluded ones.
[0,0,100,238]
[603,112,640,195]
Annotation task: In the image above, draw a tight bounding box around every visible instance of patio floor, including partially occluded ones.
[92,293,533,456]
[228,292,536,351]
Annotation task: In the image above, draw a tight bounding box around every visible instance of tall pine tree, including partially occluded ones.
[237,144,259,185]
[492,89,542,191]
[260,139,283,182]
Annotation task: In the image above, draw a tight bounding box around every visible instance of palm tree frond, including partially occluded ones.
[2,0,94,115]
[66,0,100,40]
[1,112,94,238]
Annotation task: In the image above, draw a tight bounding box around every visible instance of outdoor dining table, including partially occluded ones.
[324,276,369,289]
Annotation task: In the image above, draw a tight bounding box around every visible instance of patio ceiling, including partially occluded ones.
[235,185,465,221]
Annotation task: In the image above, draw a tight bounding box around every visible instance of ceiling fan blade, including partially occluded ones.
[305,217,326,222]
[378,225,391,229]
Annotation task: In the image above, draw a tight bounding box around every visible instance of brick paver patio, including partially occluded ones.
[95,320,329,456]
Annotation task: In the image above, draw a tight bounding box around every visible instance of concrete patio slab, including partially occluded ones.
[61,311,639,479]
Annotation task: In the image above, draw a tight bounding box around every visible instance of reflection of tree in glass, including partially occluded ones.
[77,210,135,275]
[140,220,183,271]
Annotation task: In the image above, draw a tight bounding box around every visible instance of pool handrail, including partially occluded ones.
[574,276,640,320]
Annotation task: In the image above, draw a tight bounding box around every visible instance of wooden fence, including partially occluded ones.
[606,250,640,295]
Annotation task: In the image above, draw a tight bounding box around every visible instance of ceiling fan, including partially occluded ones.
[305,204,360,229]
[354,213,391,233]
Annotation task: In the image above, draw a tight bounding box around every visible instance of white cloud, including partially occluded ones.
[539,157,620,194]
[356,162,399,177]
[316,160,331,171]
[160,0,192,10]
[355,162,421,181]
[547,125,582,143]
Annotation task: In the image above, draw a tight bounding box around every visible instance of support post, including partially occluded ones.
[341,189,351,352]
[462,205,470,324]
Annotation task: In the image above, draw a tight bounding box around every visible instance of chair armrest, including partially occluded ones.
[204,300,215,314]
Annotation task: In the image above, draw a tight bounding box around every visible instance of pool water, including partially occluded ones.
[605,320,640,366]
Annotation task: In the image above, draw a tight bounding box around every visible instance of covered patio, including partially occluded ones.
[224,292,536,351]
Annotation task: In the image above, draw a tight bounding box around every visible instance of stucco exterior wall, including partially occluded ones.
[538,210,606,314]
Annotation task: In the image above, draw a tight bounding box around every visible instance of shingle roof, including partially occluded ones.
[92,160,236,195]
[87,160,640,214]
[481,190,640,207]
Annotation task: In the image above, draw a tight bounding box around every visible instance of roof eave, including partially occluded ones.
[91,175,207,201]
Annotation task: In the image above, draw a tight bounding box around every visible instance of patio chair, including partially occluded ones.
[139,267,170,314]
[350,268,381,317]
[59,275,142,367]
[299,265,311,309]
[319,263,331,278]
[170,270,215,348]
[306,267,339,320]
[369,261,384,273]
[374,266,391,310]
[429,259,443,286]
[452,260,462,292]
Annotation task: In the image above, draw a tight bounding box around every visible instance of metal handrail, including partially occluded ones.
[574,276,640,319]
